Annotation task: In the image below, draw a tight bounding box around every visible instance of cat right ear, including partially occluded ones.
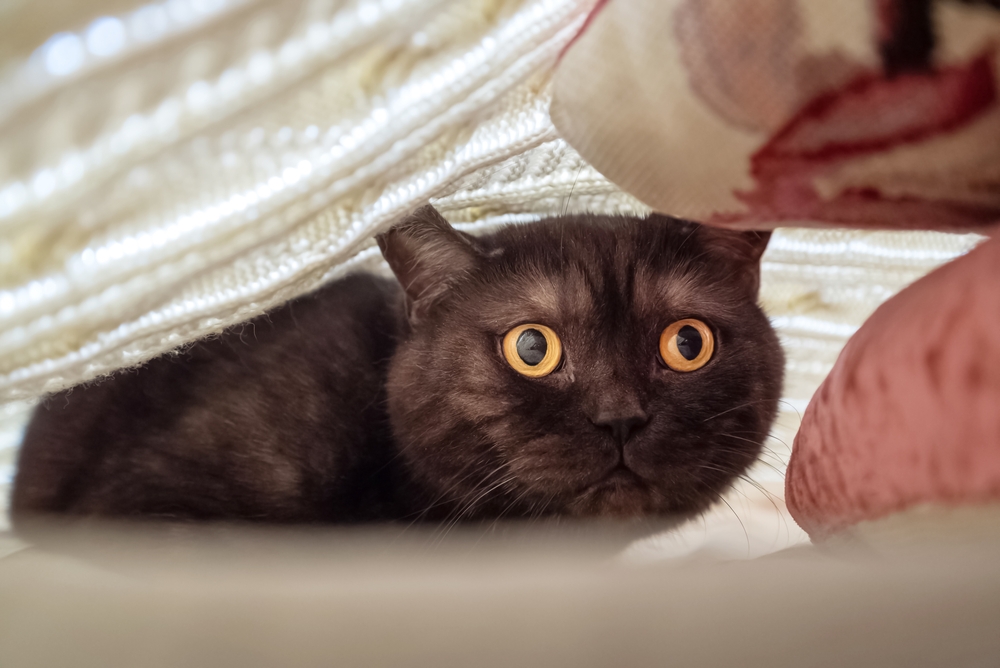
[377,205,481,323]
[696,224,771,298]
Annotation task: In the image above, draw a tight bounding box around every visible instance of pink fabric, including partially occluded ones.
[786,235,1000,538]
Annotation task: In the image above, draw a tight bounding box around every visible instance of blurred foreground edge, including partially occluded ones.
[1,506,999,668]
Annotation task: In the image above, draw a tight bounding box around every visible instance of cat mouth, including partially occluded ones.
[586,464,646,491]
[568,464,661,519]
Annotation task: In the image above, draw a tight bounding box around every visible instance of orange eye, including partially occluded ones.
[503,324,562,378]
[659,319,714,372]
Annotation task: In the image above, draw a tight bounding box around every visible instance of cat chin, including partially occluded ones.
[565,470,672,520]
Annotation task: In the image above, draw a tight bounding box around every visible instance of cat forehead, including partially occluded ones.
[501,265,732,319]
[460,216,751,326]
[474,253,738,328]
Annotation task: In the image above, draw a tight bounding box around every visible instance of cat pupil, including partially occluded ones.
[676,325,703,360]
[516,329,547,365]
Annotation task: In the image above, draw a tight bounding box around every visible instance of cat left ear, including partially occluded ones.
[377,204,482,323]
[698,225,771,297]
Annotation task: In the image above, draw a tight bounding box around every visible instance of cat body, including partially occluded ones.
[13,274,405,524]
[12,207,783,528]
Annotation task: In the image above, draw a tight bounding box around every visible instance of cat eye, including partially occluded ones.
[502,324,562,378]
[659,319,714,372]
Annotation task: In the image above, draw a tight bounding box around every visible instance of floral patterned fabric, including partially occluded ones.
[552,0,1000,231]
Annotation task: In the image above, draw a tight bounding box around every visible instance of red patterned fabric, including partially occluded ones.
[552,0,1000,231]
[734,53,998,229]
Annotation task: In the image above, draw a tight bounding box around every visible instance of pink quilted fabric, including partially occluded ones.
[787,234,1000,538]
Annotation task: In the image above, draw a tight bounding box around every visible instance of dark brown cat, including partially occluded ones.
[11,206,783,529]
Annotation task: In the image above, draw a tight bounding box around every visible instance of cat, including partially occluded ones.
[11,205,783,530]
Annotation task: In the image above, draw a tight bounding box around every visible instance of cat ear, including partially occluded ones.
[697,225,771,297]
[376,205,481,322]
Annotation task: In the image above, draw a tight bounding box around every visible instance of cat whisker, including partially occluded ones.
[695,458,791,549]
[729,440,789,470]
[693,461,742,478]
[469,483,539,547]
[737,473,795,545]
[457,473,517,522]
[753,458,786,478]
[700,399,777,423]
[490,483,537,529]
[673,225,700,255]
[723,435,788,458]
[433,467,515,542]
[396,458,494,537]
[777,399,804,422]
[560,164,585,217]
[719,433,785,478]
[736,474,783,509]
[752,447,786,468]
[712,441,786,478]
[717,494,751,557]
[436,480,514,544]
[725,429,794,455]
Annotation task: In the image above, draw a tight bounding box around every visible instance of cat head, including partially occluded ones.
[377,205,783,524]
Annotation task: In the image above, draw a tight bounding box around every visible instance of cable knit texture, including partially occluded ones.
[0,0,601,402]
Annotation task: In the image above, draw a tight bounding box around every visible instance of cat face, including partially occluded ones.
[378,206,783,524]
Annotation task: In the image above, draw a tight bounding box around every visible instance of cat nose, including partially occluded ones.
[590,411,649,445]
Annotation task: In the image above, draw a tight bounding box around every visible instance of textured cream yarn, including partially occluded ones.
[0,0,984,547]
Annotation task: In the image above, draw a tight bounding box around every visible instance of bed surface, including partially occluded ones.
[2,508,999,667]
